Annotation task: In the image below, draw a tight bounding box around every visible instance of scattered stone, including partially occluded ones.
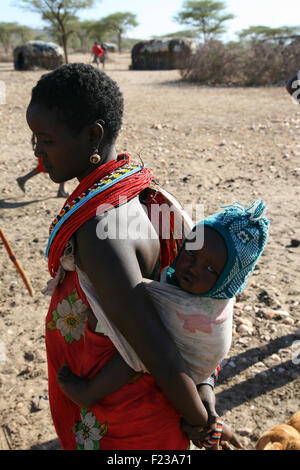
[17,366,31,377]
[24,352,35,362]
[237,324,254,335]
[236,317,253,327]
[269,354,281,363]
[295,327,300,338]
[237,337,250,345]
[282,317,295,325]
[30,395,49,413]
[274,310,290,317]
[261,334,271,342]
[258,308,290,320]
[261,309,277,319]
[256,361,266,369]
[257,289,275,307]
[237,427,253,437]
[259,344,268,353]
[234,302,245,310]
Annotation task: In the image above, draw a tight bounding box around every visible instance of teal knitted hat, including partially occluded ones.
[165,201,270,299]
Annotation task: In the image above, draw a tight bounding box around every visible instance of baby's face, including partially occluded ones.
[175,226,228,295]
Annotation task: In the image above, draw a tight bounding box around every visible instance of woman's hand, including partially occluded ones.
[181,384,218,442]
[181,384,243,450]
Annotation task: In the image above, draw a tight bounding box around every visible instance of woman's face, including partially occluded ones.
[175,226,228,295]
[26,103,92,183]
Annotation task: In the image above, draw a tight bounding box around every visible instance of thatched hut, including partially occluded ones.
[13,41,64,71]
[130,38,196,70]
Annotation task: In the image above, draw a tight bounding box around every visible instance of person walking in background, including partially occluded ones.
[17,133,69,198]
[92,42,106,69]
[286,71,300,103]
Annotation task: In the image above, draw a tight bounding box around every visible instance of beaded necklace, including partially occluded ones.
[46,161,143,257]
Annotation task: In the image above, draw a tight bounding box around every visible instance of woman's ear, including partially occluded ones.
[88,122,104,149]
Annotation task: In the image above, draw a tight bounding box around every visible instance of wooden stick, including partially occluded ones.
[0,228,34,297]
[0,425,12,450]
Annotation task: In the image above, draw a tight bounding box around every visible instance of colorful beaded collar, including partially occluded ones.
[45,161,143,257]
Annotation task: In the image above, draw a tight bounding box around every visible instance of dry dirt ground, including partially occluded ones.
[0,52,299,451]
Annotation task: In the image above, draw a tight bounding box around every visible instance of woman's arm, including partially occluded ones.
[75,215,209,427]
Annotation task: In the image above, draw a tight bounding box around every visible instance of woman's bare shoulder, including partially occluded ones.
[74,196,160,277]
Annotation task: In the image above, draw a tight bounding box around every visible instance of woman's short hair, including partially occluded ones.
[29,63,124,141]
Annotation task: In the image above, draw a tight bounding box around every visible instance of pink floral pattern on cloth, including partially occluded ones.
[176,303,232,334]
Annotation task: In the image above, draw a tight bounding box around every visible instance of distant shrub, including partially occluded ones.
[180,38,300,86]
[0,49,12,62]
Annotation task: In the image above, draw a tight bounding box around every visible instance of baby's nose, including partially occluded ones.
[188,262,200,276]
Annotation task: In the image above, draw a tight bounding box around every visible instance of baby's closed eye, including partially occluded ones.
[207,266,217,275]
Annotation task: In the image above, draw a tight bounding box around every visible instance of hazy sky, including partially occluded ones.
[2,0,300,40]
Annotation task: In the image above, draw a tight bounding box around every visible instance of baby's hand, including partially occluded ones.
[218,422,243,450]
[191,420,243,450]
[57,363,73,383]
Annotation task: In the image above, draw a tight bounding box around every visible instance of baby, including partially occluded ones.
[57,200,269,413]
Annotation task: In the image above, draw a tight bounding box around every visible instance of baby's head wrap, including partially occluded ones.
[165,201,270,299]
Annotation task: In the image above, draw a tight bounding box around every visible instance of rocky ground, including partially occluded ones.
[0,52,299,450]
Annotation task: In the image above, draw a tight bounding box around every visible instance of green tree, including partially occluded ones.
[156,29,199,39]
[0,22,19,52]
[174,0,235,43]
[89,18,114,44]
[238,25,300,43]
[68,19,111,51]
[0,22,34,52]
[13,0,99,63]
[73,19,97,49]
[16,24,35,43]
[100,12,138,53]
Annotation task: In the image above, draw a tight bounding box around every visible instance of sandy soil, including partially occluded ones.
[0,52,299,450]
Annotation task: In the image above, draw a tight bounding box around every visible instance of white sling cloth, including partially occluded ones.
[76,265,233,384]
[42,192,233,384]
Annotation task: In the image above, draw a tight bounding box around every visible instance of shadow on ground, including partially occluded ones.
[0,196,54,209]
[30,438,61,450]
[216,333,299,414]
